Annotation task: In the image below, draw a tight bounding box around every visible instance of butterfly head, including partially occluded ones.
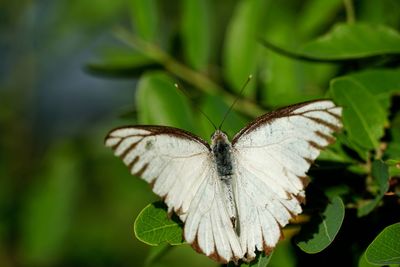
[211,130,230,145]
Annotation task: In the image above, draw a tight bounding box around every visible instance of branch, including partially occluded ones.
[114,27,265,118]
[343,0,356,24]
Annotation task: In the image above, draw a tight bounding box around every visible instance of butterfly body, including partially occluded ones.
[105,99,343,264]
[211,130,239,231]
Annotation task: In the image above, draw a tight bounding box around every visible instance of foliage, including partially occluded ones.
[96,1,400,266]
[1,0,400,267]
[365,223,400,265]
[134,202,184,246]
[295,196,345,254]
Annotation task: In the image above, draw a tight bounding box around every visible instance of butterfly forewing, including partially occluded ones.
[232,100,342,258]
[105,126,212,215]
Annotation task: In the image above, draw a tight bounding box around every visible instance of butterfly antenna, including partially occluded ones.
[218,75,253,130]
[174,83,217,130]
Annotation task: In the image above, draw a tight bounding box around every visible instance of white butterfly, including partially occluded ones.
[105,99,342,264]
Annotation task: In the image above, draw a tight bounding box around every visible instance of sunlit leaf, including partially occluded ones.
[223,0,267,95]
[130,0,158,41]
[343,68,400,111]
[365,223,400,265]
[181,0,211,70]
[296,0,343,38]
[296,196,345,253]
[331,77,387,150]
[259,2,337,107]
[134,202,184,246]
[358,252,376,267]
[300,23,400,59]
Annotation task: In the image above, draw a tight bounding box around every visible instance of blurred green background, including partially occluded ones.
[1,0,399,267]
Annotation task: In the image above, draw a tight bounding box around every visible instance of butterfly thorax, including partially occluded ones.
[211,130,234,177]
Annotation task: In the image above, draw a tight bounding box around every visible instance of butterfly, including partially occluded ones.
[105,99,342,264]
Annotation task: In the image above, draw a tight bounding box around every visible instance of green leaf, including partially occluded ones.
[372,160,390,193]
[366,223,400,265]
[331,76,387,150]
[181,0,211,70]
[134,202,184,246]
[223,0,266,95]
[331,69,400,160]
[357,160,390,217]
[358,0,400,28]
[386,159,400,167]
[357,197,382,218]
[296,196,345,254]
[299,23,400,59]
[258,1,338,107]
[386,158,400,178]
[136,71,197,133]
[344,68,400,111]
[296,0,343,38]
[130,0,158,41]
[358,252,376,267]
[385,110,400,163]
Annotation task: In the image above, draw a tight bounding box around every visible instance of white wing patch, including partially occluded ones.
[105,126,210,216]
[232,100,342,259]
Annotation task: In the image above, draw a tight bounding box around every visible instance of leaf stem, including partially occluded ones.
[114,27,265,117]
[343,0,355,24]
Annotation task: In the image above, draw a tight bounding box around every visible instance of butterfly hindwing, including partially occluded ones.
[232,100,342,258]
[183,165,244,263]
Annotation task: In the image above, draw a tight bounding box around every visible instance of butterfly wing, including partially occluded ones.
[105,125,244,263]
[183,165,244,263]
[105,125,211,215]
[232,100,342,259]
